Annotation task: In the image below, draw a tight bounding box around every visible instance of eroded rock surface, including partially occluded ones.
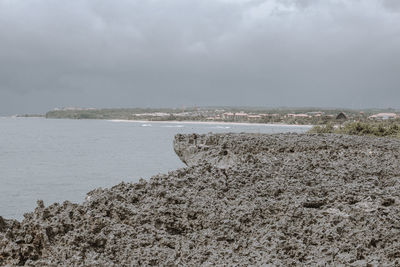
[2,133,400,266]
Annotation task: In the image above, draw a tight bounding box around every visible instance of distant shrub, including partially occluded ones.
[337,122,374,136]
[308,123,334,134]
[309,121,400,138]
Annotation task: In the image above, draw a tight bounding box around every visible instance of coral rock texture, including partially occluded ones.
[1,133,400,266]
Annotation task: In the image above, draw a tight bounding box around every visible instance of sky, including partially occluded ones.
[0,0,400,115]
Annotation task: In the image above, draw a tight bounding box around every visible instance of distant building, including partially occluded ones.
[336,112,347,120]
[222,112,235,120]
[369,113,398,120]
[134,112,170,117]
[286,114,310,118]
[248,115,262,121]
[235,112,248,121]
[307,111,324,117]
[63,107,84,111]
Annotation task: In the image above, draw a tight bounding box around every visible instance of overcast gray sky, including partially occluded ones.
[0,0,399,115]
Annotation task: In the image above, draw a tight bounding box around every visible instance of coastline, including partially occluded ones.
[2,133,400,265]
[2,116,314,127]
[108,119,314,128]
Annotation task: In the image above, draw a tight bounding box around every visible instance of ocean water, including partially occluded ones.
[0,117,311,220]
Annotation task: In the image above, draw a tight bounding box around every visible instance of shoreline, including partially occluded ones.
[108,119,314,128]
[3,116,314,128]
[2,133,400,265]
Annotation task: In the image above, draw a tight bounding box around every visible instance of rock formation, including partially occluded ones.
[1,133,400,266]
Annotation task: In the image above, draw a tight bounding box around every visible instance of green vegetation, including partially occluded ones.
[309,121,400,138]
[308,123,335,134]
[16,114,44,118]
[46,108,183,120]
[43,107,400,126]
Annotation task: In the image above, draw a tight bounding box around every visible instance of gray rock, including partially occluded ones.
[2,133,400,266]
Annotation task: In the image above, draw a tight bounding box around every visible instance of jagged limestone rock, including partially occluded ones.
[1,133,400,266]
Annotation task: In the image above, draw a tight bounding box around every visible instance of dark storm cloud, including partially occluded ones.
[0,0,399,114]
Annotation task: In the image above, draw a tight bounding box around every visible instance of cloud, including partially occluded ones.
[0,0,399,114]
[382,0,400,12]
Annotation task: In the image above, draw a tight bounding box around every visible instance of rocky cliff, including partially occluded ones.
[1,133,400,266]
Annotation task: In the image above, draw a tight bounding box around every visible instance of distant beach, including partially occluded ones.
[108,119,314,128]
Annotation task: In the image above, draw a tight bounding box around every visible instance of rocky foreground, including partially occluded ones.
[1,133,400,266]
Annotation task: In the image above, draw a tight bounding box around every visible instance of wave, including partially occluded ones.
[108,120,133,123]
[162,125,184,128]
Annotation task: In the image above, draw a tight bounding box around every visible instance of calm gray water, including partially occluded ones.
[0,117,311,220]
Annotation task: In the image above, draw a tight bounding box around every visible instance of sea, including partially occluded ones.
[0,117,311,220]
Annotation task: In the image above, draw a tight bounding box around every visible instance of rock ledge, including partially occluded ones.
[1,133,400,266]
